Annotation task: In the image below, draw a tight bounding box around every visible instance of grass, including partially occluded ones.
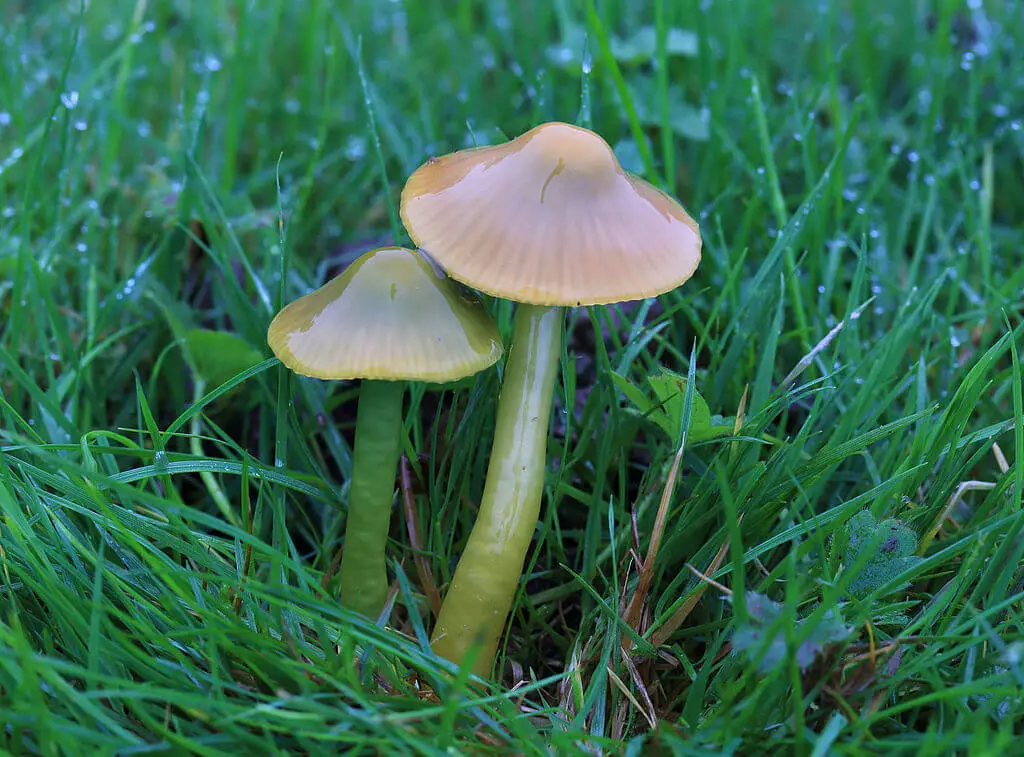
[1,0,1023,753]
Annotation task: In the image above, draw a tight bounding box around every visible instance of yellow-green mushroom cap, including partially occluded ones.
[267,246,503,382]
[400,121,702,307]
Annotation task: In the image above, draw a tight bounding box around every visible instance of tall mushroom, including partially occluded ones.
[268,246,503,618]
[401,122,702,675]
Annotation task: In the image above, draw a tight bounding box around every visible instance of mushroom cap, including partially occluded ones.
[400,121,702,306]
[267,246,503,382]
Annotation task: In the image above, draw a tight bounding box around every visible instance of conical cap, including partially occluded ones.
[400,122,701,306]
[267,247,503,382]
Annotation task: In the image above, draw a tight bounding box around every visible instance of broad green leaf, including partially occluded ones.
[613,368,720,442]
[184,329,264,388]
[648,368,712,439]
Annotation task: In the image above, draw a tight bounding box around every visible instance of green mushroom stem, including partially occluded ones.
[431,303,563,675]
[339,379,405,618]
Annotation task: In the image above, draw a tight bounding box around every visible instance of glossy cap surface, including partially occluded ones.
[400,122,701,306]
[267,247,503,381]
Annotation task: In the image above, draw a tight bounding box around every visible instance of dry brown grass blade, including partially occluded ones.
[606,665,657,731]
[919,479,996,554]
[684,562,733,595]
[649,524,737,647]
[400,454,443,619]
[993,442,1010,474]
[620,652,659,726]
[778,299,872,393]
[621,439,686,645]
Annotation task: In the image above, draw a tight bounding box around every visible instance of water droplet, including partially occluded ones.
[1011,121,1022,132]
[61,90,79,109]
[551,46,573,65]
[343,135,366,160]
[960,52,974,70]
[817,285,826,294]
[285,99,300,114]
[0,112,10,126]
[2,206,14,218]
[924,174,935,186]
[907,151,920,163]
[991,104,1009,118]
[73,120,87,131]
[969,179,981,191]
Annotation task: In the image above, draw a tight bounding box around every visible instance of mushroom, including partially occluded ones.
[401,122,701,675]
[267,246,504,618]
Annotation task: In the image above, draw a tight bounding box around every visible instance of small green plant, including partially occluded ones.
[612,367,724,442]
[184,328,265,394]
[840,509,922,598]
[732,592,851,672]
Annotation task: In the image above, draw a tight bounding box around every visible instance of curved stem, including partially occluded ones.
[431,304,563,675]
[340,379,405,617]
[190,378,239,527]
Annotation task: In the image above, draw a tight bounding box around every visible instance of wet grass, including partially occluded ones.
[2,0,1024,753]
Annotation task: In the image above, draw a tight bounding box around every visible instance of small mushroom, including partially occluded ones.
[401,122,701,675]
[268,246,503,618]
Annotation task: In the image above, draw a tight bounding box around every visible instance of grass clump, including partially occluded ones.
[1,0,1023,753]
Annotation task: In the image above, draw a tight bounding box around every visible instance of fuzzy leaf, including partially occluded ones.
[732,592,851,673]
[842,510,922,597]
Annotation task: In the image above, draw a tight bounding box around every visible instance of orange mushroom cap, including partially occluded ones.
[267,247,503,382]
[400,122,701,307]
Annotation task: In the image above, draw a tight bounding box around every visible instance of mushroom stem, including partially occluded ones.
[340,379,405,618]
[431,303,562,675]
